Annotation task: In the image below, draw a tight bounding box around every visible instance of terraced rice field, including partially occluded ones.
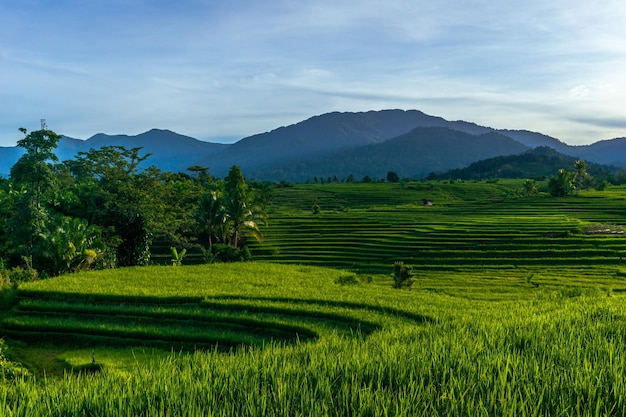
[3,262,626,416]
[3,181,626,416]
[1,263,430,368]
[249,181,626,273]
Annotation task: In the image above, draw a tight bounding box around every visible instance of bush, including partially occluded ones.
[392,261,414,289]
[0,339,30,380]
[335,274,359,285]
[8,265,38,284]
[212,244,251,263]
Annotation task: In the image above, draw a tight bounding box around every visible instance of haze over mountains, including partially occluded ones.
[1,109,625,181]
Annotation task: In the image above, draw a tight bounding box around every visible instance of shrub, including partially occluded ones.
[9,265,38,284]
[0,339,30,380]
[335,274,359,285]
[212,244,251,263]
[0,273,16,311]
[392,261,414,289]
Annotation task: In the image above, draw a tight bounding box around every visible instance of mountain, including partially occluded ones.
[70,129,228,172]
[576,138,626,168]
[496,130,573,154]
[0,129,227,177]
[431,146,622,180]
[0,146,25,176]
[193,109,494,176]
[2,110,626,180]
[251,127,529,182]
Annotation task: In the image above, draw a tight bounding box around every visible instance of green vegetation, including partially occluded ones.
[2,155,626,415]
[248,180,626,274]
[2,261,626,415]
[430,146,623,183]
[0,127,269,278]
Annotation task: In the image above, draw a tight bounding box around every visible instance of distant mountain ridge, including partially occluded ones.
[195,109,494,175]
[1,110,625,180]
[0,129,228,177]
[253,127,529,181]
[57,129,228,173]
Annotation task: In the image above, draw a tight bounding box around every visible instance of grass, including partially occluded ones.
[3,272,626,415]
[2,180,626,415]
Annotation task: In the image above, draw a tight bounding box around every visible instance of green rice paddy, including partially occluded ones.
[2,180,626,416]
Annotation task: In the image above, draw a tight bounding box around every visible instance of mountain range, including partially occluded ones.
[1,109,625,181]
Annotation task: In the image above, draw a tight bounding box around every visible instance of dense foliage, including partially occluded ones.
[0,129,268,278]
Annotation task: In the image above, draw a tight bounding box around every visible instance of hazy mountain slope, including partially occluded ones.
[0,147,25,177]
[576,138,626,168]
[251,127,529,181]
[3,110,626,180]
[195,109,493,176]
[495,131,626,168]
[496,130,573,154]
[74,129,228,172]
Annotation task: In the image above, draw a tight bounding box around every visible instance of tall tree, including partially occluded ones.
[11,127,60,209]
[196,188,228,250]
[8,128,61,269]
[573,160,591,191]
[68,146,155,266]
[223,166,267,248]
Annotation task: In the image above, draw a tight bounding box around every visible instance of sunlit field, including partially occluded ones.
[2,180,626,416]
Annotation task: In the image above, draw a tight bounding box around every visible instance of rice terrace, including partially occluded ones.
[3,179,626,416]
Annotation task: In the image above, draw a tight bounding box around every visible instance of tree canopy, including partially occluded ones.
[0,128,269,279]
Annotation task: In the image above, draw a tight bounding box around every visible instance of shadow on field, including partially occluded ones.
[1,290,434,358]
[204,295,436,325]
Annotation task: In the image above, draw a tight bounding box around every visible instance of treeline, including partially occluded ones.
[0,128,268,281]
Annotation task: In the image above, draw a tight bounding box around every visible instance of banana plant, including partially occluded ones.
[170,247,187,266]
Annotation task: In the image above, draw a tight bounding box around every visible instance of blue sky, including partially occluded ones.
[1,0,625,147]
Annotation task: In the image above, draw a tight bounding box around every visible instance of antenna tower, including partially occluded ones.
[40,119,47,130]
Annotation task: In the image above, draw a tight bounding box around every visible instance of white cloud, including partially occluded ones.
[1,0,626,146]
[569,85,590,99]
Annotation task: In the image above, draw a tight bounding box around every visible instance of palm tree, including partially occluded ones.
[223,166,267,248]
[548,169,573,197]
[522,179,538,197]
[196,189,228,250]
[573,160,590,190]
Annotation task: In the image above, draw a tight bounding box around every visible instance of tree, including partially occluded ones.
[7,128,61,270]
[573,160,591,191]
[521,179,538,197]
[196,189,228,250]
[67,146,155,266]
[387,171,400,183]
[223,166,267,248]
[11,127,60,209]
[187,165,212,185]
[548,169,574,197]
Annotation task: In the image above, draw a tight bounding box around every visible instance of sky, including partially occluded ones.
[1,0,626,147]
